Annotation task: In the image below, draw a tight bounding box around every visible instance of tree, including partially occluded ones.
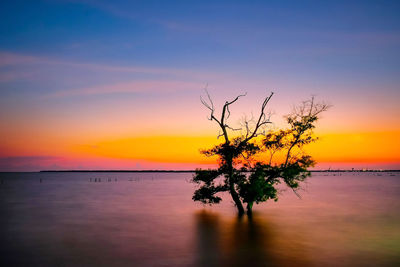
[192,91,329,216]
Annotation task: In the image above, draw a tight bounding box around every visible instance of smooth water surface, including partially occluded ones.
[1,172,399,266]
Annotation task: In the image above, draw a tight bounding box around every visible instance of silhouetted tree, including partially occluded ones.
[192,91,329,216]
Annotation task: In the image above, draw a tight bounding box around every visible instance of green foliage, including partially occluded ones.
[238,167,278,204]
[201,137,260,166]
[192,186,224,204]
[192,94,329,214]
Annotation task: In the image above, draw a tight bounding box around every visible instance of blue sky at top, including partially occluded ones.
[0,0,399,136]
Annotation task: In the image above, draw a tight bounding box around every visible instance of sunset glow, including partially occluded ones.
[0,0,399,171]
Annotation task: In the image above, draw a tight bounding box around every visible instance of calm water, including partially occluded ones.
[0,172,399,267]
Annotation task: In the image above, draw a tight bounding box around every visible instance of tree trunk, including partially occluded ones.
[246,202,253,216]
[230,183,244,215]
[226,153,244,216]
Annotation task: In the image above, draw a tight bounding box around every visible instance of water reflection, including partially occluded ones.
[195,211,311,267]
[195,211,222,267]
[1,172,399,266]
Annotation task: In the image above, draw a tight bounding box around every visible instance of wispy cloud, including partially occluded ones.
[45,80,203,98]
[62,1,400,50]
[0,52,40,66]
[0,156,62,162]
[0,51,172,75]
[60,0,186,29]
[0,70,35,82]
[0,52,211,98]
[0,51,220,82]
[62,0,141,20]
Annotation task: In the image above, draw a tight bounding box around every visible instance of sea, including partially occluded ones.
[1,172,399,266]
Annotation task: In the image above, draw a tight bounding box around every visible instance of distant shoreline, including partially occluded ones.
[0,170,195,174]
[37,169,400,173]
[0,169,398,173]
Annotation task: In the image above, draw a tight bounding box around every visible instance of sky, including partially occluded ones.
[0,0,399,171]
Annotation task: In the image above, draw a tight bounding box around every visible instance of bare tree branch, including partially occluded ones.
[283,97,331,167]
[225,125,242,131]
[201,90,248,144]
[242,91,274,143]
[200,89,222,125]
[220,93,247,125]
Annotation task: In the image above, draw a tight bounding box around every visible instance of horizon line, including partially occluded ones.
[33,169,400,173]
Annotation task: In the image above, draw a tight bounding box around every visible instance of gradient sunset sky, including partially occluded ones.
[0,0,399,171]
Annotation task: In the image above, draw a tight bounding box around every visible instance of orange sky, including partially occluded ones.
[1,128,399,171]
[1,1,400,171]
[0,85,399,171]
